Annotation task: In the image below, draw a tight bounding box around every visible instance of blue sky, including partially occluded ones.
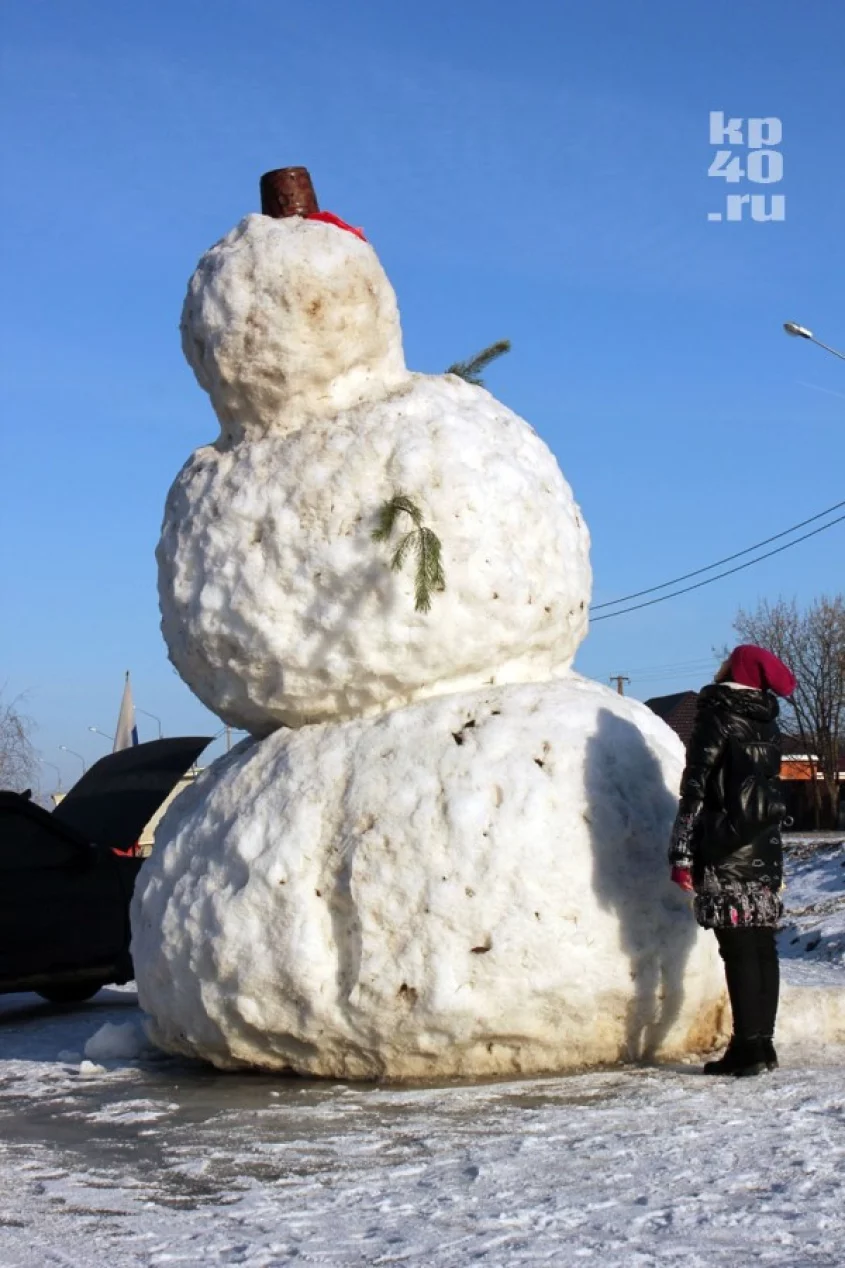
[1,0,843,790]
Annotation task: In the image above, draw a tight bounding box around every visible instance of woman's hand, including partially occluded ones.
[670,865,694,893]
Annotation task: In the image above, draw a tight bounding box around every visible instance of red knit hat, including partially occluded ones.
[727,644,796,697]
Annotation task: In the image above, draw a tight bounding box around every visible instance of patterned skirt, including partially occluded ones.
[693,867,784,931]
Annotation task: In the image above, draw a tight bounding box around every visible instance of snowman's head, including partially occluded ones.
[181,213,408,444]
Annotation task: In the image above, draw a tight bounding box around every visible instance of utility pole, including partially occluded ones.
[609,675,630,696]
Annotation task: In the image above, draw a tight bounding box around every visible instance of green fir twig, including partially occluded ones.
[372,493,423,541]
[446,339,511,387]
[372,494,446,613]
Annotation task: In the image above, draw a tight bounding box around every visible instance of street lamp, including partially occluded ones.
[40,759,62,792]
[783,322,845,362]
[137,708,163,739]
[88,725,114,746]
[59,745,86,775]
[212,724,247,753]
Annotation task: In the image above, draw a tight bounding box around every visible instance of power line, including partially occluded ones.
[603,664,717,686]
[632,679,704,689]
[629,668,716,684]
[594,658,717,688]
[591,497,845,611]
[602,662,716,684]
[591,512,845,623]
[621,656,717,675]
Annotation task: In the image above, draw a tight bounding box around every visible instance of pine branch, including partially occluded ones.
[414,526,446,613]
[373,494,446,613]
[446,339,511,387]
[391,530,417,572]
[372,493,423,541]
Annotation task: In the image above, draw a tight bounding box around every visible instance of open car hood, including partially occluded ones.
[50,736,212,850]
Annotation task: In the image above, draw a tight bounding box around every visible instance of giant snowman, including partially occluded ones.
[131,168,726,1077]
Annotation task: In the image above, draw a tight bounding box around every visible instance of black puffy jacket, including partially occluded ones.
[679,684,786,886]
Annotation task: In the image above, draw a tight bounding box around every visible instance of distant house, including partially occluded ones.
[644,691,699,748]
[645,692,845,830]
[776,739,845,830]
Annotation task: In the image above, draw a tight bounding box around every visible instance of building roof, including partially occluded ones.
[644,691,699,747]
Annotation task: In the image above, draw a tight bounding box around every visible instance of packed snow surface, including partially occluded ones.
[1,984,844,1266]
[158,373,590,732]
[132,677,727,1077]
[1,843,843,1267]
[180,214,407,442]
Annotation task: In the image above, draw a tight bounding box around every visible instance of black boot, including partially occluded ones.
[703,1036,743,1075]
[731,1038,769,1078]
[703,1037,768,1077]
[762,1038,779,1071]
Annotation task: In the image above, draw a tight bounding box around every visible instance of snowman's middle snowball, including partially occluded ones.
[158,373,591,733]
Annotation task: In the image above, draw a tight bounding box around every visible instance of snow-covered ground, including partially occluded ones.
[1,836,843,1267]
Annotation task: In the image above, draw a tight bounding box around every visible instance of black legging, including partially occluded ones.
[714,926,780,1040]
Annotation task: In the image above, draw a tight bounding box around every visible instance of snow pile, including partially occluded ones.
[779,963,845,1050]
[78,1059,107,1076]
[84,1019,150,1063]
[774,837,845,1052]
[780,835,845,966]
[181,214,407,443]
[132,677,726,1078]
[158,373,591,732]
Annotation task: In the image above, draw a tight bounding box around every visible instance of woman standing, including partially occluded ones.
[669,644,797,1077]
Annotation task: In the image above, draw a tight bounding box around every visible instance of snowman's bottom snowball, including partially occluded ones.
[131,677,727,1078]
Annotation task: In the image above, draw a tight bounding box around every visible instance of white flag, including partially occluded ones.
[113,671,139,752]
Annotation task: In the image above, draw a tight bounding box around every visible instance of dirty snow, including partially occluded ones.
[132,679,728,1077]
[1,838,843,1266]
[157,374,590,733]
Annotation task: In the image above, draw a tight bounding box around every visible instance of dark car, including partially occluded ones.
[0,736,210,1002]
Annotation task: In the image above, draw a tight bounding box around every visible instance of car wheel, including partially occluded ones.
[36,981,105,1004]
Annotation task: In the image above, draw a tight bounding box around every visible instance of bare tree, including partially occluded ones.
[731,596,845,828]
[0,689,38,792]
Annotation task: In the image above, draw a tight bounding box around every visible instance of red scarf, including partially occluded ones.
[306,210,367,242]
